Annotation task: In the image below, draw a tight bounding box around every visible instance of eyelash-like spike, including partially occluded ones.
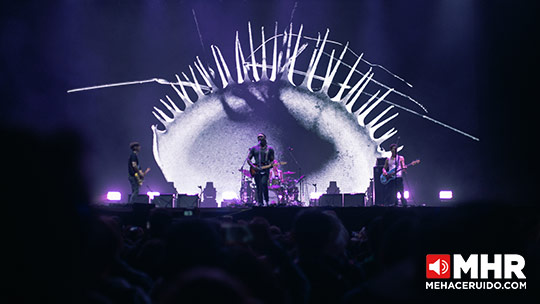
[286,24,303,85]
[344,70,373,111]
[194,56,216,91]
[181,72,202,100]
[211,45,232,88]
[282,26,288,48]
[152,106,173,126]
[188,65,205,97]
[375,127,398,145]
[322,49,335,93]
[285,23,293,62]
[152,111,165,126]
[260,26,268,81]
[322,42,348,95]
[331,53,363,102]
[357,88,394,126]
[353,89,379,116]
[169,84,187,108]
[270,22,278,82]
[366,106,394,129]
[247,22,260,82]
[165,95,182,113]
[173,74,194,106]
[235,31,249,84]
[305,29,329,92]
[301,32,320,89]
[159,98,176,116]
[367,105,398,131]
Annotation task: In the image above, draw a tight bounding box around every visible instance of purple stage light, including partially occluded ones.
[397,191,410,200]
[439,190,453,200]
[106,191,122,201]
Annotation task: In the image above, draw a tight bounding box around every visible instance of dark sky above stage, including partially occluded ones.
[1,0,538,204]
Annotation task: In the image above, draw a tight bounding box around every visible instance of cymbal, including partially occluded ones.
[283,171,296,174]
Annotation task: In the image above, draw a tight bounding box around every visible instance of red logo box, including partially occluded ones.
[426,254,451,279]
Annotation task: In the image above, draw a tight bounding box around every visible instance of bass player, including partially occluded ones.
[382,143,407,206]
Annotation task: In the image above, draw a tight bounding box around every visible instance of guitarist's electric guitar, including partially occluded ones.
[250,162,287,177]
[380,159,420,185]
[134,168,151,186]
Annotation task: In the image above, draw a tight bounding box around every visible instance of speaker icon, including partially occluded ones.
[426,254,451,279]
[429,259,449,275]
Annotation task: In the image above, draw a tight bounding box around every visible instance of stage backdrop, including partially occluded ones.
[150,23,414,204]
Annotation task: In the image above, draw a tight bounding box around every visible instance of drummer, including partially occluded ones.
[269,160,284,188]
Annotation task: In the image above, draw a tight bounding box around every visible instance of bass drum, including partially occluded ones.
[270,177,281,186]
[285,186,299,204]
[268,188,281,205]
[240,180,257,205]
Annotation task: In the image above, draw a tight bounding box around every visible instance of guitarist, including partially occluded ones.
[382,143,407,206]
[246,133,275,206]
[128,142,150,203]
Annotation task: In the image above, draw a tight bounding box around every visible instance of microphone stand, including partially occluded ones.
[394,137,400,206]
[197,185,203,208]
[239,157,248,205]
[311,183,317,207]
[288,147,303,203]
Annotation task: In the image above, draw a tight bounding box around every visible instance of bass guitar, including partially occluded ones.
[380,159,420,185]
[250,161,287,177]
[134,168,151,186]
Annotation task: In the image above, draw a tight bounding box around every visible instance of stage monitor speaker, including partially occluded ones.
[326,181,341,194]
[319,194,343,207]
[201,182,217,208]
[343,193,365,207]
[129,194,149,204]
[373,166,389,206]
[176,194,199,209]
[376,157,386,167]
[152,194,175,208]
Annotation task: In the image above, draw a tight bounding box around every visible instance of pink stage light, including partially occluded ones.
[106,191,122,201]
[439,190,453,200]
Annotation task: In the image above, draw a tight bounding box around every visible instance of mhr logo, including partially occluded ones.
[426,254,526,279]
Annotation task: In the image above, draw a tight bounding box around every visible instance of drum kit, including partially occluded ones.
[239,163,304,206]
